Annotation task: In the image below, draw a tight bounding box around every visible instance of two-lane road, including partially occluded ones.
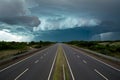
[0,44,58,80]
[0,43,120,80]
[62,44,120,80]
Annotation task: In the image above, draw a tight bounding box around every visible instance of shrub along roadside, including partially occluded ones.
[66,41,120,59]
[0,41,55,61]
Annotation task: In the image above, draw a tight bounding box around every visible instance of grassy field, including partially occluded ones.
[52,46,70,80]
[0,41,54,61]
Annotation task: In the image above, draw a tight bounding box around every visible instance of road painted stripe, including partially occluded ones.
[40,56,43,59]
[94,69,108,80]
[0,46,51,72]
[70,47,120,72]
[63,47,75,80]
[44,54,46,56]
[83,60,87,64]
[77,55,80,58]
[73,52,76,54]
[47,47,58,80]
[35,60,39,63]
[14,68,29,80]
[63,64,66,80]
[90,56,120,71]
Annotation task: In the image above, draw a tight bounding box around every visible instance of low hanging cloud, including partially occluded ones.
[0,0,40,27]
[0,0,120,41]
[34,17,101,31]
[0,16,40,27]
[91,32,120,41]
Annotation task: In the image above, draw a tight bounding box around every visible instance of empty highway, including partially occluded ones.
[0,44,120,80]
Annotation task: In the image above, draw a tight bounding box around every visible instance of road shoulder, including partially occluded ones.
[69,45,120,70]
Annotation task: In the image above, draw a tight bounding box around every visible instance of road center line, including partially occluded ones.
[94,69,108,80]
[47,47,58,80]
[83,60,87,64]
[35,60,39,63]
[63,47,75,80]
[14,68,29,80]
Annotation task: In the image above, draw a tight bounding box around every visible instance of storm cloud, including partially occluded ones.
[0,0,40,27]
[0,0,120,41]
[34,17,100,31]
[0,16,40,27]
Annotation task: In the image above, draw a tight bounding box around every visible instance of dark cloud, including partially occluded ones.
[0,0,27,17]
[33,28,91,42]
[0,16,40,27]
[0,0,120,41]
[0,0,40,27]
[29,0,120,17]
[28,0,120,34]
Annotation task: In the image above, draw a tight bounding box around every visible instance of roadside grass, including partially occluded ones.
[52,46,70,80]
[0,50,27,60]
[0,41,54,63]
[66,41,120,59]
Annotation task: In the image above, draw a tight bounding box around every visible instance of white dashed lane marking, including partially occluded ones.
[35,60,39,63]
[14,68,29,80]
[83,60,87,64]
[40,56,43,59]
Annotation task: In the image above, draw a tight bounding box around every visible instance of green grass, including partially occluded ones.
[52,46,70,80]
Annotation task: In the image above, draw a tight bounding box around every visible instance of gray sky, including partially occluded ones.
[0,0,120,41]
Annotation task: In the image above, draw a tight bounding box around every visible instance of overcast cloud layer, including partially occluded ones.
[0,0,120,41]
[0,0,40,27]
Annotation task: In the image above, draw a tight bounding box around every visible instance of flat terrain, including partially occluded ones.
[0,43,120,80]
[67,41,120,59]
[0,50,20,60]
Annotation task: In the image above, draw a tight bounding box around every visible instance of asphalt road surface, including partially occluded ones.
[0,44,120,80]
[62,44,120,80]
[0,44,58,80]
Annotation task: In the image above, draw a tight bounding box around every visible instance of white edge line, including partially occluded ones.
[14,68,29,80]
[94,69,109,80]
[62,47,75,80]
[71,47,120,72]
[0,46,52,72]
[47,46,58,80]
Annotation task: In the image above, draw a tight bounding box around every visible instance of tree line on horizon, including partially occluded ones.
[0,41,54,50]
